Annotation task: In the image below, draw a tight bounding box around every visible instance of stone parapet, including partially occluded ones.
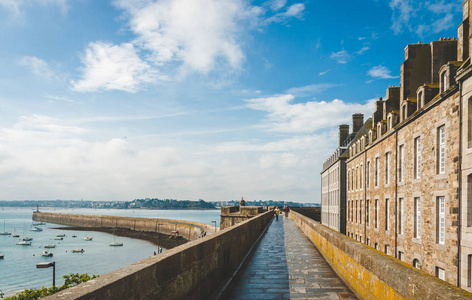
[290,210,472,300]
[43,211,274,300]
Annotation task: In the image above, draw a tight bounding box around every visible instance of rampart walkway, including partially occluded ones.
[223,216,357,300]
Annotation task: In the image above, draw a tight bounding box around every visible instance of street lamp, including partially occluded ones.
[36,261,55,287]
[211,221,217,233]
[157,223,163,254]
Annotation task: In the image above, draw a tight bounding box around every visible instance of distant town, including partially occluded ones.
[0,199,320,210]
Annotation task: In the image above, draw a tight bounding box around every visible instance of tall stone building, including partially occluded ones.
[321,114,363,234]
[330,0,472,291]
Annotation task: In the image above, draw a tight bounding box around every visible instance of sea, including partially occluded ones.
[0,207,221,298]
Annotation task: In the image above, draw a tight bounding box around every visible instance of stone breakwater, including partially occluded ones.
[51,226,187,250]
[33,212,215,241]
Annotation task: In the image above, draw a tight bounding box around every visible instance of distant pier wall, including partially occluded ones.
[290,210,472,300]
[42,211,273,300]
[33,212,215,241]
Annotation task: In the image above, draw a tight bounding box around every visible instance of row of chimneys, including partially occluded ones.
[338,113,364,147]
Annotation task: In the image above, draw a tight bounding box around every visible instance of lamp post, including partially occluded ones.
[36,261,55,287]
[211,221,217,233]
[157,223,163,253]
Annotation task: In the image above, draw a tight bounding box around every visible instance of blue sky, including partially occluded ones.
[0,0,462,202]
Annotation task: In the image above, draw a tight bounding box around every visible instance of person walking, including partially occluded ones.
[285,205,289,218]
[274,207,280,220]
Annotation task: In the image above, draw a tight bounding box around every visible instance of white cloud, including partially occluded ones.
[319,70,330,76]
[71,42,159,93]
[113,0,255,74]
[355,46,370,55]
[45,94,74,103]
[267,0,287,11]
[17,56,55,78]
[285,83,338,97]
[245,94,375,133]
[264,3,305,24]
[367,65,399,79]
[330,50,351,64]
[389,0,460,36]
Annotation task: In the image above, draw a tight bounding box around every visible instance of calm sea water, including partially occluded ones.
[0,207,221,297]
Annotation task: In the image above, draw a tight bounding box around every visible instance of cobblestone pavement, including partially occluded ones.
[223,216,357,300]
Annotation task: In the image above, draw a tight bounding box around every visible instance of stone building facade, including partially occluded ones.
[321,115,362,234]
[339,0,472,291]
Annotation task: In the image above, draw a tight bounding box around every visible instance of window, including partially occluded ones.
[469,174,472,227]
[399,251,404,261]
[347,170,350,192]
[399,198,404,235]
[436,267,445,281]
[366,200,370,225]
[414,259,421,269]
[360,164,363,189]
[375,243,379,250]
[468,255,472,287]
[356,166,359,189]
[443,72,448,92]
[355,200,358,223]
[385,152,390,185]
[385,245,390,255]
[360,236,362,243]
[437,196,445,245]
[375,157,379,187]
[414,197,421,239]
[366,238,370,246]
[375,199,378,229]
[360,200,362,224]
[414,137,421,179]
[366,161,370,188]
[399,145,404,182]
[468,98,472,148]
[385,198,390,231]
[437,125,446,174]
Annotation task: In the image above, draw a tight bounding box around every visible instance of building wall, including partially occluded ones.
[321,159,345,234]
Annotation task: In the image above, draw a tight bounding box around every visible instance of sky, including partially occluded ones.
[0,0,462,203]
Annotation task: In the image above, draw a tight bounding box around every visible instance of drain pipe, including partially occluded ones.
[458,81,463,288]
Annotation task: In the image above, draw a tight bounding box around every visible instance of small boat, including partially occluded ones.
[44,244,56,248]
[72,235,77,238]
[22,237,33,241]
[41,250,53,257]
[109,235,123,246]
[56,234,66,237]
[33,222,46,226]
[16,241,32,246]
[30,227,43,232]
[72,249,84,253]
[12,233,19,237]
[53,237,63,240]
[0,220,11,235]
[109,241,123,246]
[83,236,93,241]
[0,254,4,259]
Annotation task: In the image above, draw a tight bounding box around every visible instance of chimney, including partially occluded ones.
[352,113,364,133]
[339,124,349,146]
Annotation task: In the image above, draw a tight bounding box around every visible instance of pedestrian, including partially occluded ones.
[274,207,280,220]
[154,251,157,255]
[285,205,289,218]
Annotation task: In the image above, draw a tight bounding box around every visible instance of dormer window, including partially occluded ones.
[441,71,448,92]
[418,91,423,109]
[387,115,392,131]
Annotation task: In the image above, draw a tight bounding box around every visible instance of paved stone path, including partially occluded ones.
[223,216,357,300]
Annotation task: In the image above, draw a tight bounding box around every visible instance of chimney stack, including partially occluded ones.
[339,124,349,146]
[352,113,364,133]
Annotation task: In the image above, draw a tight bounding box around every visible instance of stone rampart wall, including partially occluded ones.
[290,210,472,300]
[42,211,273,300]
[33,212,215,241]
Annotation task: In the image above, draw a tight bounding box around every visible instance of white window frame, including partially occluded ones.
[414,137,421,179]
[375,157,379,187]
[414,197,421,239]
[438,125,446,174]
[438,196,445,245]
[385,152,390,185]
[375,199,378,229]
[437,267,445,281]
[399,198,404,235]
[385,198,390,231]
[366,161,370,188]
[399,145,404,182]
